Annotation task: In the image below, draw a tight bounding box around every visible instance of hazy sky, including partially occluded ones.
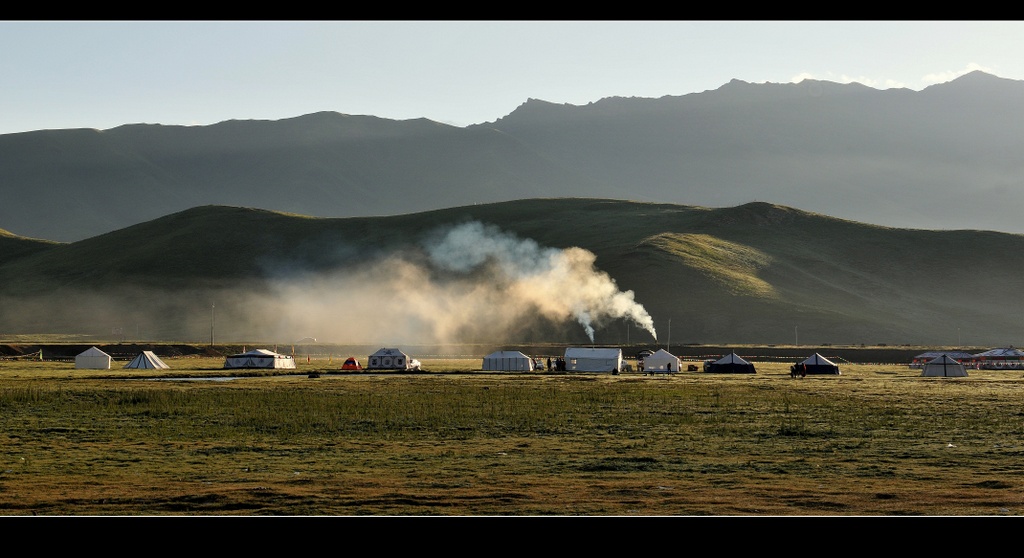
[3,20,1023,135]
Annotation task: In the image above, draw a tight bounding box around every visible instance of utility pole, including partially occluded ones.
[211,303,215,346]
[795,325,798,346]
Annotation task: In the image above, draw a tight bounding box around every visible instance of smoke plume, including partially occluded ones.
[256,221,657,345]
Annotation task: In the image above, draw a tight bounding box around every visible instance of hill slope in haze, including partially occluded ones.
[1,198,1021,348]
[2,71,1023,242]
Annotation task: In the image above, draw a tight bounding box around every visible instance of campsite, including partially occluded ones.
[2,343,1024,516]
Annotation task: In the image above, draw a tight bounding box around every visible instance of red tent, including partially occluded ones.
[341,357,362,370]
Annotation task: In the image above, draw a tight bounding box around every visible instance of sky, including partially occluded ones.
[2,20,1024,135]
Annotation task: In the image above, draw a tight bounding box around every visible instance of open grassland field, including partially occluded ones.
[2,355,1023,516]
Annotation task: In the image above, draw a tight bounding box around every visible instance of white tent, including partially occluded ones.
[482,350,534,371]
[797,353,841,375]
[973,347,1024,370]
[564,347,623,373]
[223,349,296,369]
[921,354,968,377]
[366,348,422,371]
[75,346,111,369]
[642,349,681,374]
[124,351,170,369]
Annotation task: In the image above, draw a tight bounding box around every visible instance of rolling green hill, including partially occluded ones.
[1,198,1021,347]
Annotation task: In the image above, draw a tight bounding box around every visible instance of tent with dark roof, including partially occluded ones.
[921,354,968,377]
[703,352,756,374]
[796,353,841,375]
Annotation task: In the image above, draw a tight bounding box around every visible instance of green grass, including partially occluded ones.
[2,357,1024,515]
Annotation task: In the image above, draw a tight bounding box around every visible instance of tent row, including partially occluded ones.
[74,347,170,370]
[911,347,1024,371]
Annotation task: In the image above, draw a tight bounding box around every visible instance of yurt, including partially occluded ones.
[703,352,756,374]
[564,347,623,373]
[641,349,681,374]
[796,353,841,375]
[341,357,362,370]
[482,350,534,371]
[75,346,112,370]
[124,351,170,369]
[223,349,296,369]
[920,354,968,377]
[366,348,422,371]
[973,347,1024,370]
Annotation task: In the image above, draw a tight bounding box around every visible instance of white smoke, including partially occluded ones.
[425,222,657,342]
[252,221,657,345]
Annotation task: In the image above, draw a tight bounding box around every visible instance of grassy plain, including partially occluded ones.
[1,355,1023,516]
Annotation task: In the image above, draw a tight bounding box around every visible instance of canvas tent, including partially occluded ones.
[366,348,421,371]
[920,354,968,377]
[973,347,1024,370]
[223,349,296,369]
[642,349,681,374]
[703,352,756,374]
[796,353,841,375]
[75,346,112,369]
[910,351,975,368]
[124,351,170,369]
[564,347,623,373]
[482,350,534,371]
[341,357,362,370]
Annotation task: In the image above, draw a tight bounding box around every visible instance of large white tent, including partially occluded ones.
[366,348,422,371]
[223,349,296,369]
[973,347,1024,370]
[75,346,112,369]
[642,349,681,374]
[482,350,534,371]
[921,354,968,377]
[564,347,623,373]
[124,351,170,369]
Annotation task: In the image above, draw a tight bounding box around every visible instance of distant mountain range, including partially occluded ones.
[3,70,1024,242]
[2,199,1022,347]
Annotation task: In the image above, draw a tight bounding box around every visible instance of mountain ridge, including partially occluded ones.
[3,71,1024,242]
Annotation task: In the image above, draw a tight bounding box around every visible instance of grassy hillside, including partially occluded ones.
[1,198,1022,347]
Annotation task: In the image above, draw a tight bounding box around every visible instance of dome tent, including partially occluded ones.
[341,357,362,370]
